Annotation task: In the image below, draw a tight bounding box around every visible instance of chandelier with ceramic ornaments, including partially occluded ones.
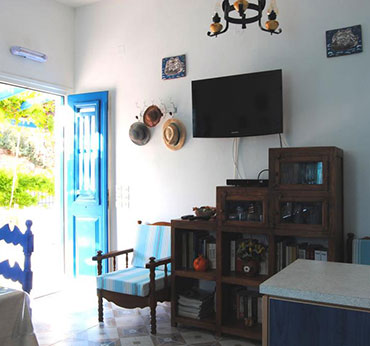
[208,0,282,37]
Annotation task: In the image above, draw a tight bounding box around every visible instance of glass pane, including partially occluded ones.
[280,201,322,225]
[79,106,96,113]
[83,115,91,192]
[78,116,83,192]
[75,106,98,200]
[280,162,323,185]
[226,200,263,222]
[90,115,96,194]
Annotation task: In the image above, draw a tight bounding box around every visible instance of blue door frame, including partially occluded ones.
[66,91,108,276]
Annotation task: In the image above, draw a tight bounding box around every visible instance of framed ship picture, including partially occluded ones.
[162,54,186,80]
[326,25,363,58]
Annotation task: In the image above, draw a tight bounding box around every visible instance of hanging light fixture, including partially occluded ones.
[208,0,282,37]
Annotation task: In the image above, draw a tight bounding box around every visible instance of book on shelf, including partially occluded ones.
[178,287,214,302]
[320,250,327,262]
[257,296,262,324]
[181,232,188,268]
[180,231,215,270]
[276,240,328,271]
[177,308,213,319]
[235,288,248,319]
[231,287,261,327]
[207,243,216,269]
[259,252,268,275]
[314,249,328,261]
[230,240,236,271]
[352,237,370,265]
[188,232,194,269]
[298,245,306,259]
[177,287,215,320]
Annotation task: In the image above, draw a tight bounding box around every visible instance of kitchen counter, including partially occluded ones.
[260,260,370,346]
[260,259,370,309]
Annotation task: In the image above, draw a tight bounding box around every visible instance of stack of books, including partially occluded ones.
[177,288,214,320]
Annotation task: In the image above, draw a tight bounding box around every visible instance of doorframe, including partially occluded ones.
[0,72,113,275]
[0,72,72,274]
[0,71,72,96]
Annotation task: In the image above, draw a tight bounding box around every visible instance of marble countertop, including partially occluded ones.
[259,259,370,309]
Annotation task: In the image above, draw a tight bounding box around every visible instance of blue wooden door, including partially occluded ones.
[66,91,108,276]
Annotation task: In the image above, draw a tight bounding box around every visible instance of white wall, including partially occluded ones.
[74,0,370,249]
[0,0,74,89]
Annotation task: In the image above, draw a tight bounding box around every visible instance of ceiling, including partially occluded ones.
[53,0,101,7]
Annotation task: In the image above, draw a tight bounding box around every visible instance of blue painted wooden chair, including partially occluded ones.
[92,221,171,335]
[0,220,34,294]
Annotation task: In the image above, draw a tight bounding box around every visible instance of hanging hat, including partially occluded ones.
[143,105,163,127]
[162,118,186,151]
[129,122,150,146]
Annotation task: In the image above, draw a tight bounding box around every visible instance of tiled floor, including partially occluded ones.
[32,280,261,346]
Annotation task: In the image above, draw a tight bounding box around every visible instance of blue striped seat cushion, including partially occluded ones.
[132,224,171,271]
[96,267,170,297]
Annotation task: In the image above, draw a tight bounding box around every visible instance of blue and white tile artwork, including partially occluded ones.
[326,25,363,58]
[162,55,186,80]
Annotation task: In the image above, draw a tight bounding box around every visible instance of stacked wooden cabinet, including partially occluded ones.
[171,147,343,342]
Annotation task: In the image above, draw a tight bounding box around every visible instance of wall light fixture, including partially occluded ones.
[10,46,47,63]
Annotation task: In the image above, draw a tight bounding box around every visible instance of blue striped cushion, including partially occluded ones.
[96,267,169,297]
[155,225,171,271]
[132,224,171,271]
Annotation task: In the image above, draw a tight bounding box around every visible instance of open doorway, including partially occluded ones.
[0,83,65,297]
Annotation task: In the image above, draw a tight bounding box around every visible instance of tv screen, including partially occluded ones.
[192,69,283,138]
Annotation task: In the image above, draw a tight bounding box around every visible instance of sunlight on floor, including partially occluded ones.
[31,278,261,346]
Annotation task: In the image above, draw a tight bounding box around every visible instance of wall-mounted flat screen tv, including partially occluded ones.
[192,69,283,138]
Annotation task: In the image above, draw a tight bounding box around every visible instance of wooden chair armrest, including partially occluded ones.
[92,248,134,275]
[146,257,171,297]
[145,256,171,269]
[92,248,134,261]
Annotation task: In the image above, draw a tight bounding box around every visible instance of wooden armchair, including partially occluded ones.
[0,220,34,294]
[92,221,171,334]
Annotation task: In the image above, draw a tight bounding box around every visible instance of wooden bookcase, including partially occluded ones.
[171,146,343,341]
[171,219,218,332]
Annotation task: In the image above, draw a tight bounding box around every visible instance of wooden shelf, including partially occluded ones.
[222,273,269,287]
[273,229,330,238]
[175,269,216,281]
[171,219,217,232]
[173,314,216,331]
[221,320,262,340]
[221,225,272,235]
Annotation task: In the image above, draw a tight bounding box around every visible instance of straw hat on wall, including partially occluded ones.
[162,118,186,150]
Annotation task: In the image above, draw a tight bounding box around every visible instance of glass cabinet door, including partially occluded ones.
[217,187,269,228]
[274,194,328,234]
[280,162,323,185]
[280,201,322,225]
[271,158,329,191]
[225,200,264,223]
